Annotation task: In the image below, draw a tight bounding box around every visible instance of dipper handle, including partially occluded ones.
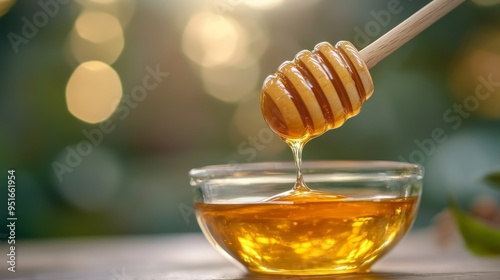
[360,0,466,69]
[260,0,466,141]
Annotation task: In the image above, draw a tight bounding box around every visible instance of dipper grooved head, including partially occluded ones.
[261,41,374,141]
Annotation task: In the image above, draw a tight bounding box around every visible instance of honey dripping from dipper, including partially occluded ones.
[261,41,374,201]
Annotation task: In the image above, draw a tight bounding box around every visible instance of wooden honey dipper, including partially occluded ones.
[261,0,465,141]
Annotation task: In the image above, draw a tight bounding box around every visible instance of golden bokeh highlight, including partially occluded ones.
[182,12,248,67]
[201,62,260,103]
[69,11,124,64]
[75,11,122,43]
[449,28,500,119]
[0,0,15,17]
[182,12,271,103]
[76,0,136,28]
[66,61,123,124]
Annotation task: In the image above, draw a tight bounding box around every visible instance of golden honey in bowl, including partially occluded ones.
[196,191,418,275]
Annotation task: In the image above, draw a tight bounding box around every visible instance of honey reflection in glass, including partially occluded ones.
[196,193,418,275]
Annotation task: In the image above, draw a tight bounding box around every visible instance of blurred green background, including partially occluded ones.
[1,0,500,239]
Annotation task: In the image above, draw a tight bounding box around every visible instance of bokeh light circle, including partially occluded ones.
[182,12,248,67]
[66,61,123,124]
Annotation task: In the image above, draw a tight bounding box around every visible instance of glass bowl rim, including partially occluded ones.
[189,160,423,185]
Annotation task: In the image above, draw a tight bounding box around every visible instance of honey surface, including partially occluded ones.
[196,194,418,274]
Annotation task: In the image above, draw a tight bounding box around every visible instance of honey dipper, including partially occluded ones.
[261,0,465,141]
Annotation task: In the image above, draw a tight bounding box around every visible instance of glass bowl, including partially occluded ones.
[189,161,423,275]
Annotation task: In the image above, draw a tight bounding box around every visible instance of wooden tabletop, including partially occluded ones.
[1,230,500,280]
